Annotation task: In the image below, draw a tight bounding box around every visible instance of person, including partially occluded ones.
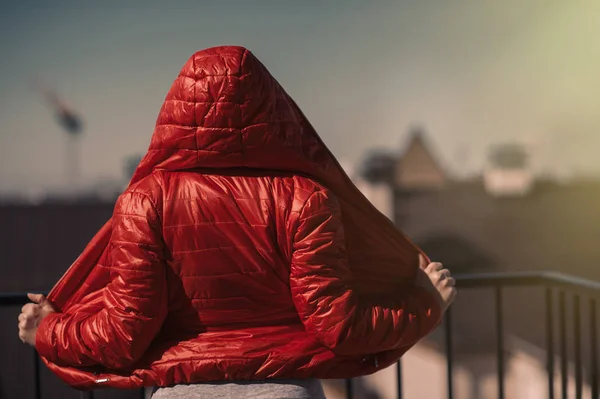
[18,46,456,398]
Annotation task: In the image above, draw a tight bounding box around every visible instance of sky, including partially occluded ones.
[1,0,600,195]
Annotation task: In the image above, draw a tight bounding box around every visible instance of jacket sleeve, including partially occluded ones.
[290,189,441,356]
[36,191,168,370]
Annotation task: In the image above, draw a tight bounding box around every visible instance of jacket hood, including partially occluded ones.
[130,46,342,193]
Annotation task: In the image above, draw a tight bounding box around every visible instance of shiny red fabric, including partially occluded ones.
[36,46,441,389]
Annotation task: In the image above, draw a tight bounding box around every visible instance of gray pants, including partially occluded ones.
[151,379,326,399]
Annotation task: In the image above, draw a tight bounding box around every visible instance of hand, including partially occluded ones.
[18,293,56,347]
[415,255,457,313]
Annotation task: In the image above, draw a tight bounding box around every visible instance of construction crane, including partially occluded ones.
[33,78,84,187]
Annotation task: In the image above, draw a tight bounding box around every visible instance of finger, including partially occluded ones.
[21,303,40,316]
[438,269,451,280]
[426,262,443,273]
[445,277,456,287]
[21,314,36,326]
[28,293,46,304]
[22,303,39,312]
[448,287,457,302]
[20,313,35,324]
[428,268,448,284]
[418,254,429,270]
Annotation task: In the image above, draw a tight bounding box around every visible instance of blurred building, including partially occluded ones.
[483,143,534,198]
[353,129,600,398]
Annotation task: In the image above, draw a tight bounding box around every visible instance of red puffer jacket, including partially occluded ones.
[35,46,441,390]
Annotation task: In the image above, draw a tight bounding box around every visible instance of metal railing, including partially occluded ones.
[356,271,599,399]
[2,271,599,399]
[448,271,599,399]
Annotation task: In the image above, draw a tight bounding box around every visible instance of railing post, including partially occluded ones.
[591,298,598,399]
[495,287,505,399]
[33,349,41,399]
[396,360,403,399]
[559,291,567,399]
[573,295,582,399]
[445,307,454,399]
[345,378,353,399]
[545,288,554,399]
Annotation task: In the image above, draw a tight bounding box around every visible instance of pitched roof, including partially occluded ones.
[394,128,447,190]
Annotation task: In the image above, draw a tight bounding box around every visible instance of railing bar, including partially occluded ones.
[559,291,568,399]
[445,307,454,399]
[573,295,582,399]
[345,378,353,399]
[591,298,598,399]
[2,272,600,308]
[1,273,600,304]
[33,349,41,399]
[545,287,555,399]
[452,271,600,292]
[396,359,403,399]
[495,287,505,399]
